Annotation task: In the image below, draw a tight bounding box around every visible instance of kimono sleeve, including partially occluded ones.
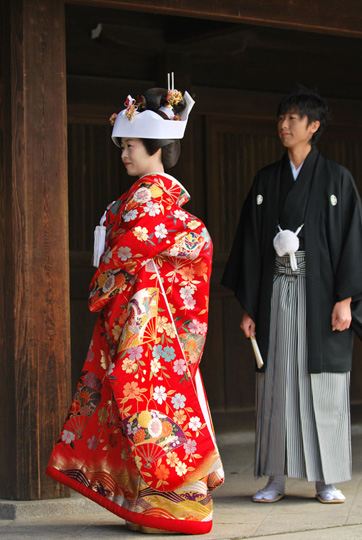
[88,194,190,312]
[221,176,262,321]
[333,171,362,302]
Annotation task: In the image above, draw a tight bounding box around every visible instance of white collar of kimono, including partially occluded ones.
[290,159,304,180]
[138,172,190,201]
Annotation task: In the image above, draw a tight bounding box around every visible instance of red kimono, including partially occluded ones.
[46,173,224,534]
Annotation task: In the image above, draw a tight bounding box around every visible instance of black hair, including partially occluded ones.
[141,138,181,169]
[138,87,186,169]
[139,87,186,117]
[277,86,330,144]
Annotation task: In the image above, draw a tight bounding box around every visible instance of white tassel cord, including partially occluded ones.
[92,225,107,267]
[92,204,114,268]
[289,252,298,272]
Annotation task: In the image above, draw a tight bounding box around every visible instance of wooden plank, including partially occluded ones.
[206,116,283,259]
[352,339,362,405]
[201,296,226,411]
[0,0,71,500]
[223,296,255,410]
[68,0,362,39]
[187,114,207,223]
[0,0,16,500]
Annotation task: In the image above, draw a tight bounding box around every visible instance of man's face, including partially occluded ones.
[277,109,320,150]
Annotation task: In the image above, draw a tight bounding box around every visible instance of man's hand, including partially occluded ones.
[331,297,352,332]
[240,311,256,338]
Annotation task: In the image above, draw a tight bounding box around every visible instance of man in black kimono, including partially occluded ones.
[222,87,362,504]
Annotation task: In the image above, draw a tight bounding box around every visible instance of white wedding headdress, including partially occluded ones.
[110,73,195,144]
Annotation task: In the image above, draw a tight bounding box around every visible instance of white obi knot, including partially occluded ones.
[273,224,304,272]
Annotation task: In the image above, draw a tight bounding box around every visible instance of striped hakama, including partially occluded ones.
[255,252,351,485]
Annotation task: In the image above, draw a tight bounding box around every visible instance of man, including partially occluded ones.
[222,87,362,503]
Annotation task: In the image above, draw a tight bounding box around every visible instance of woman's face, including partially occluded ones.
[120,138,162,177]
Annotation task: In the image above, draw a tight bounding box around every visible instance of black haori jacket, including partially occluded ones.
[222,148,362,373]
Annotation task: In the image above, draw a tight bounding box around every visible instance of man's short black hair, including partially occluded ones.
[277,86,330,144]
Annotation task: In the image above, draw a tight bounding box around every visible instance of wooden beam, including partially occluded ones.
[0,0,71,500]
[67,76,362,129]
[67,0,362,39]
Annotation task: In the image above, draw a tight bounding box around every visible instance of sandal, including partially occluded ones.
[252,475,285,503]
[315,481,346,504]
[316,488,346,504]
[252,489,285,503]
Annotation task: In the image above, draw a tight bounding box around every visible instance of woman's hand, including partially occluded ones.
[331,297,352,332]
[240,311,256,338]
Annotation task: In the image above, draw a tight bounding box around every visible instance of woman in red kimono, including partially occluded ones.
[46,81,224,534]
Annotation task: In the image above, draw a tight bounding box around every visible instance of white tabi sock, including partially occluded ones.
[253,475,285,501]
[315,481,346,502]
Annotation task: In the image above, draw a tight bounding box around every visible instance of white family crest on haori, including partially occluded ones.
[273,224,304,272]
[330,194,338,206]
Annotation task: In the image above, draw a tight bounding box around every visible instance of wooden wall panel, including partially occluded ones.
[352,339,362,408]
[69,252,97,389]
[206,117,283,259]
[0,0,16,501]
[68,123,128,251]
[222,296,255,410]
[319,136,362,195]
[200,296,225,411]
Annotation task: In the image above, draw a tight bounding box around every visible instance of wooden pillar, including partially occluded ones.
[0,0,71,500]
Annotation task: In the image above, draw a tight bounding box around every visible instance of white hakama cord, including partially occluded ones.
[255,252,351,485]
